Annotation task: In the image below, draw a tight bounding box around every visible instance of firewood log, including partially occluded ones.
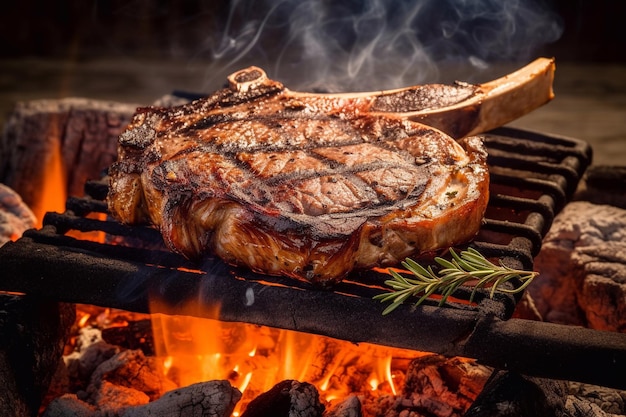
[0,98,137,213]
[532,201,626,331]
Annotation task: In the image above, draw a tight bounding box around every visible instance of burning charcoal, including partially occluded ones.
[384,354,491,417]
[64,327,120,390]
[567,381,626,416]
[121,380,241,417]
[464,370,567,417]
[42,394,96,417]
[87,349,177,402]
[101,319,156,355]
[323,395,362,417]
[90,380,149,411]
[241,380,325,417]
[42,380,241,417]
[565,397,616,417]
[0,183,36,246]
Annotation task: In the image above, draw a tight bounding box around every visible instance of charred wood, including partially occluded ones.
[0,98,137,211]
[564,399,616,417]
[241,380,325,417]
[63,327,120,392]
[532,201,626,331]
[42,380,241,417]
[87,349,176,403]
[121,380,241,417]
[566,382,626,416]
[43,323,242,417]
[380,354,491,417]
[323,395,362,417]
[101,319,155,356]
[0,295,75,417]
[464,370,567,417]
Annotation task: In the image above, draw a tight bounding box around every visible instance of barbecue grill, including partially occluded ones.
[1,125,626,390]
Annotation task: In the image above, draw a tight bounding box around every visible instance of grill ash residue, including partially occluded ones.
[370,82,479,113]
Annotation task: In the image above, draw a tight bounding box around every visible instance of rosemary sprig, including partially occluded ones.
[374,247,538,315]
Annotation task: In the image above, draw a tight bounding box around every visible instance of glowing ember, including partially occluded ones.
[57,304,490,416]
[148,300,419,413]
[77,313,91,328]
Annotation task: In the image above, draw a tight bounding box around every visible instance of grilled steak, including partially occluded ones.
[108,59,554,285]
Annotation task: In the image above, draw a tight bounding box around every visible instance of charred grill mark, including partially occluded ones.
[182,113,330,134]
[173,118,440,156]
[279,179,429,227]
[183,113,235,131]
[157,126,435,214]
[263,161,412,187]
[133,105,441,224]
[168,146,203,159]
[303,145,421,204]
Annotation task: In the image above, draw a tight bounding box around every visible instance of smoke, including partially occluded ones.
[191,0,563,92]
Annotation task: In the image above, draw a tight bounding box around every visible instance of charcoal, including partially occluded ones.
[241,380,325,417]
[464,370,567,417]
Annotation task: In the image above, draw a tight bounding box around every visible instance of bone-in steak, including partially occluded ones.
[108,63,550,285]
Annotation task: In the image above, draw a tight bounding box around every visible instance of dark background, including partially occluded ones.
[0,1,624,172]
[2,0,624,63]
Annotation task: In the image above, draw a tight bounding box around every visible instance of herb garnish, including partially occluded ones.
[374,247,538,315]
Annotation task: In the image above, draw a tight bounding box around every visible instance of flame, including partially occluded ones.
[25,129,107,242]
[148,298,421,414]
[33,135,67,228]
[66,212,108,242]
[77,313,91,328]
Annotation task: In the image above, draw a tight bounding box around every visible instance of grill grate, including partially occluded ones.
[0,126,589,337]
[5,127,626,391]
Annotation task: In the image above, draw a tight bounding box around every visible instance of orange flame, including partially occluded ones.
[33,136,67,228]
[148,298,420,414]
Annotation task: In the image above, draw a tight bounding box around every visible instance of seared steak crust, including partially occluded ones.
[108,67,490,285]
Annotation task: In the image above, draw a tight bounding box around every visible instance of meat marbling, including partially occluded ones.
[108,59,554,285]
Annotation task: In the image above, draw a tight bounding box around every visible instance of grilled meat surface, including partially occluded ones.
[107,66,499,285]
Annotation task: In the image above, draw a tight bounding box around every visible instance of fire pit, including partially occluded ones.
[3,122,625,399]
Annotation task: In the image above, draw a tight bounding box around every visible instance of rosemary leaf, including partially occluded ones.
[375,248,538,315]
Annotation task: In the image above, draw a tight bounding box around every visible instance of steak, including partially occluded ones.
[107,59,554,285]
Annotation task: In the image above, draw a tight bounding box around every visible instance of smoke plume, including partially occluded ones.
[133,0,564,92]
